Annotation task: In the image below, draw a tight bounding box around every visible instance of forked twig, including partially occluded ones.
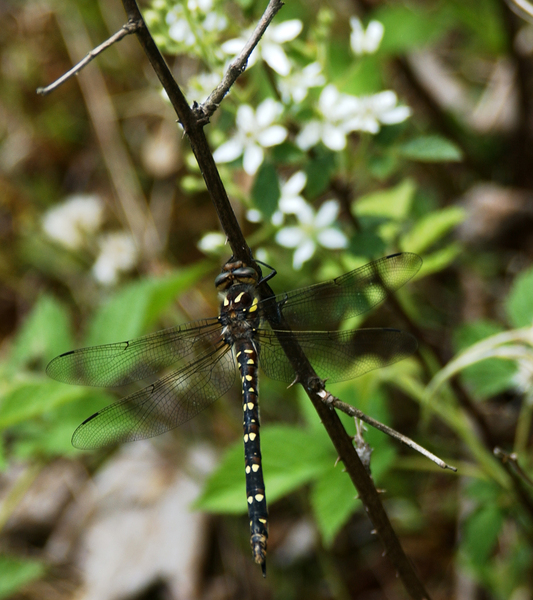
[319,390,457,472]
[37,19,141,96]
[197,0,284,120]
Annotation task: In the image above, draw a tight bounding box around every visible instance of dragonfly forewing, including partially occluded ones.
[46,318,222,387]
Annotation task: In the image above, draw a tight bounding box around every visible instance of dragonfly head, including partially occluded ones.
[215,260,259,291]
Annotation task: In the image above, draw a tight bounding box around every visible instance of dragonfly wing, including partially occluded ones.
[46,318,222,387]
[72,344,235,449]
[260,253,421,331]
[257,328,417,384]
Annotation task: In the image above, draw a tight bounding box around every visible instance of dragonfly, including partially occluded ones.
[46,252,422,576]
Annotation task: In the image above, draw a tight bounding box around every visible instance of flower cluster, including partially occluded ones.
[42,194,138,286]
[159,7,412,268]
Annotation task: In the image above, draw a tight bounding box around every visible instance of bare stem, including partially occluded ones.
[37,19,141,96]
[320,390,457,472]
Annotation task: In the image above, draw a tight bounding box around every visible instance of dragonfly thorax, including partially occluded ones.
[218,284,261,345]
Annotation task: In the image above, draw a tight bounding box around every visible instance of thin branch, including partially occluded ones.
[197,0,284,120]
[37,19,141,96]
[494,447,533,487]
[319,390,457,472]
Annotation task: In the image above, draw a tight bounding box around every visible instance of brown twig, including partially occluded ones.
[37,19,141,96]
[321,390,457,471]
[198,0,284,121]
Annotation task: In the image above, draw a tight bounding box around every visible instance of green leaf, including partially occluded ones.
[8,294,73,371]
[416,243,462,277]
[0,379,111,429]
[311,463,360,546]
[372,4,450,54]
[251,161,280,220]
[461,504,505,567]
[304,148,337,199]
[355,179,416,220]
[505,266,533,328]
[348,230,386,258]
[12,393,111,458]
[0,555,45,599]
[85,263,211,346]
[396,136,463,163]
[195,425,333,513]
[453,321,516,399]
[402,207,466,254]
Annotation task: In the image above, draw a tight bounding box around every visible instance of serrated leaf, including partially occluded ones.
[402,207,466,254]
[0,555,45,599]
[195,425,333,513]
[251,161,280,220]
[8,295,73,371]
[311,463,360,546]
[505,267,533,328]
[85,263,211,346]
[397,136,463,163]
[355,179,415,220]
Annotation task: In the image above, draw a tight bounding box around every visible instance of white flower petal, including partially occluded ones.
[213,138,244,163]
[322,123,348,151]
[246,209,263,223]
[256,98,282,127]
[198,231,226,251]
[315,199,340,226]
[262,43,291,75]
[370,90,398,112]
[243,144,264,175]
[236,104,256,130]
[365,21,384,53]
[271,210,284,226]
[282,171,307,196]
[379,105,412,124]
[319,85,340,112]
[292,239,316,269]
[275,227,305,248]
[257,125,287,147]
[349,17,365,55]
[296,122,322,150]
[221,37,246,54]
[278,196,308,215]
[317,228,348,249]
[269,20,303,43]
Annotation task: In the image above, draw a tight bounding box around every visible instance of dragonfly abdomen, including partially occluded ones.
[236,340,268,576]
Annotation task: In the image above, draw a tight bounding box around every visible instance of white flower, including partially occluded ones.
[43,194,103,250]
[222,19,303,76]
[296,85,360,151]
[297,86,411,150]
[278,62,326,104]
[344,90,412,134]
[166,0,227,50]
[213,98,287,175]
[186,71,222,103]
[247,170,307,225]
[197,231,226,253]
[350,17,384,55]
[275,200,348,269]
[92,232,138,285]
